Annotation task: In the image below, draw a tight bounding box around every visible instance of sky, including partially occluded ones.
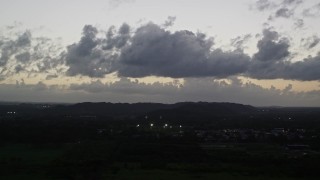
[0,0,320,106]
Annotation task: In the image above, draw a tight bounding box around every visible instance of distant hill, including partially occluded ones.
[0,102,257,119]
[48,102,257,118]
[145,102,257,121]
[52,102,170,117]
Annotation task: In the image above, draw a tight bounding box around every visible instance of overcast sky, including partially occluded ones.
[0,0,320,106]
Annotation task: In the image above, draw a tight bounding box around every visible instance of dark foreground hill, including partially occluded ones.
[1,102,320,180]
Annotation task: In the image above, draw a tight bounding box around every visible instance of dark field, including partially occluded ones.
[1,102,320,179]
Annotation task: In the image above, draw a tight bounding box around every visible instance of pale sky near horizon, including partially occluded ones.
[0,0,320,106]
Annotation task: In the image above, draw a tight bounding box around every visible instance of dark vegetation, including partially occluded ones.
[1,102,320,179]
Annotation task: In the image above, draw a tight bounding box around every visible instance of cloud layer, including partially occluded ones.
[1,77,319,106]
[1,18,320,81]
[62,22,320,81]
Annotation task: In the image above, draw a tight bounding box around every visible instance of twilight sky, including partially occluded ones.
[0,0,320,106]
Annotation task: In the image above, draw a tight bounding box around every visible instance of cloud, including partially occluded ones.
[301,35,320,49]
[253,0,304,21]
[1,76,319,106]
[0,28,63,79]
[253,28,290,62]
[284,55,320,81]
[65,25,117,77]
[108,0,135,8]
[230,34,252,50]
[63,23,320,81]
[15,52,31,63]
[255,0,275,11]
[117,23,251,78]
[65,23,132,78]
[71,77,320,106]
[294,19,304,29]
[275,8,294,18]
[0,30,31,66]
[46,74,58,80]
[249,29,320,81]
[2,22,320,81]
[103,23,131,50]
[64,22,251,78]
[163,16,176,27]
[282,0,302,6]
[249,52,320,81]
[303,3,320,17]
[255,0,302,10]
[254,0,300,11]
[14,64,24,73]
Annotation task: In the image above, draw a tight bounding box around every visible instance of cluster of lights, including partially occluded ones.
[7,112,16,114]
[136,123,182,129]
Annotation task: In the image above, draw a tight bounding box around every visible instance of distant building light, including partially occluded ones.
[150,123,154,127]
[179,125,182,128]
[136,124,140,127]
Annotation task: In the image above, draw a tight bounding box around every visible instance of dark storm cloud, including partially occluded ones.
[250,59,320,81]
[116,23,250,78]
[65,25,117,77]
[63,23,320,81]
[284,55,320,81]
[253,29,290,62]
[103,23,130,50]
[3,21,319,81]
[249,29,320,81]
[64,22,251,78]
